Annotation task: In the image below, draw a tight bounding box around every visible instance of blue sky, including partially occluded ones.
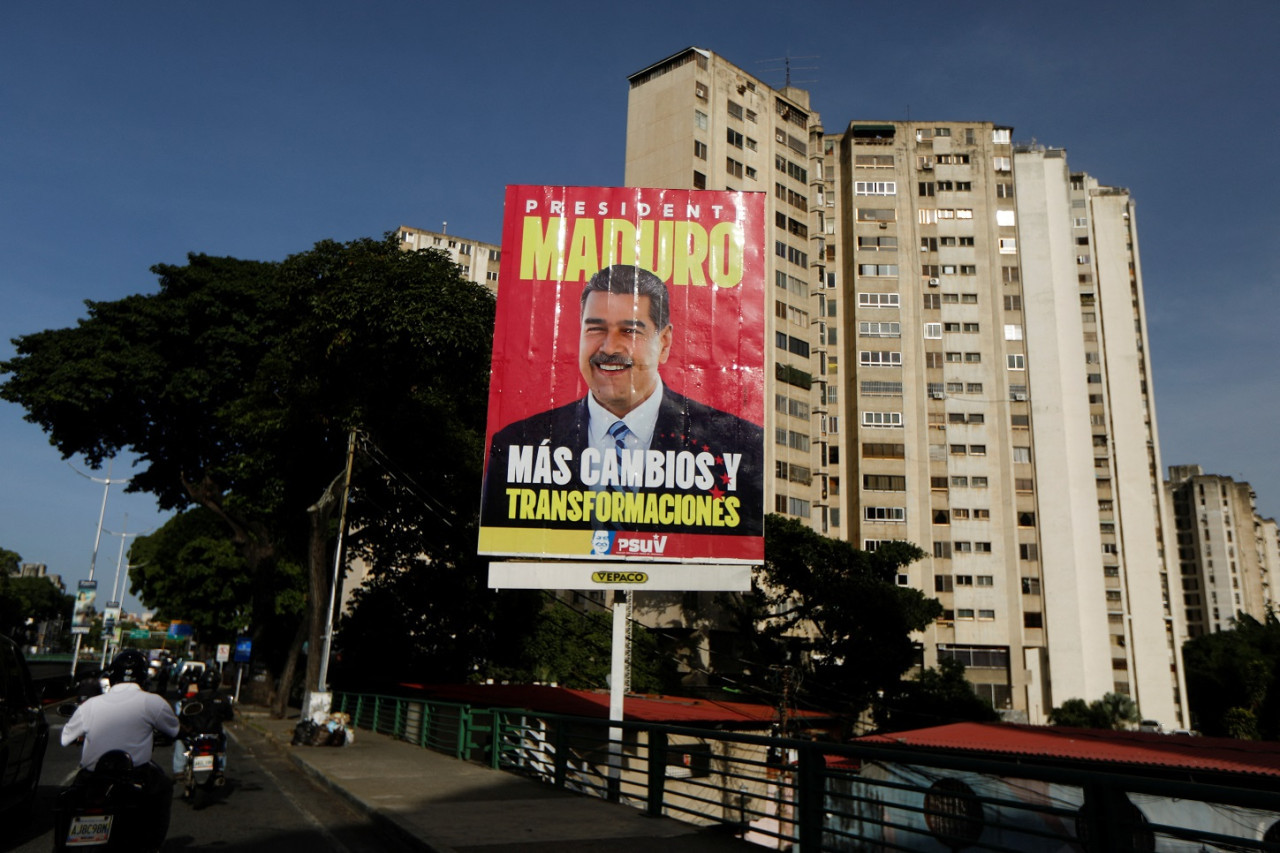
[3,1,1278,611]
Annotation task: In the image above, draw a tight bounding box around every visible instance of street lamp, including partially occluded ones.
[67,461,129,678]
[99,516,142,667]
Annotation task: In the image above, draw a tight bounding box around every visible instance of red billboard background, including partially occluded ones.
[479,185,766,563]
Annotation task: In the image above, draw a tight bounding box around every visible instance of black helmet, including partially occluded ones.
[198,667,220,691]
[107,649,150,686]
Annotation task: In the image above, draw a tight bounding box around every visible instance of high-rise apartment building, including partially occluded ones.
[624,47,1188,726]
[1167,465,1277,637]
[626,48,831,531]
[398,226,502,291]
[624,49,831,682]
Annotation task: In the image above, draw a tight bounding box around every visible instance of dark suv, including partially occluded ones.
[0,635,49,820]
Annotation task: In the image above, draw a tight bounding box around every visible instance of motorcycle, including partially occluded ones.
[53,699,177,851]
[179,721,227,803]
[52,747,166,851]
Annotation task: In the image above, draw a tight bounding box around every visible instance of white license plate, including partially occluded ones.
[66,813,113,846]
[193,754,215,772]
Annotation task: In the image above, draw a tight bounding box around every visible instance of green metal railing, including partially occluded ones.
[333,692,1280,851]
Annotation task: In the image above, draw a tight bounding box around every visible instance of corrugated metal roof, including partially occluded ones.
[859,722,1280,779]
[402,683,831,727]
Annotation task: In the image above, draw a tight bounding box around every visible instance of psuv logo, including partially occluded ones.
[591,571,649,585]
[615,534,668,555]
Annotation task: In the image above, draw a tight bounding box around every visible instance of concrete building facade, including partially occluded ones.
[623,47,1188,726]
[1167,465,1277,637]
[398,225,502,291]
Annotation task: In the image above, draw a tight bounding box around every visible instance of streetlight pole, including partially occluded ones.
[99,516,141,667]
[68,461,129,678]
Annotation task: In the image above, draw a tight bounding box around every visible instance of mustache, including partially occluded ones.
[591,354,633,368]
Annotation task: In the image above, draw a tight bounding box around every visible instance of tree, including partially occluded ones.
[0,574,73,640]
[1048,692,1140,729]
[873,657,1000,732]
[722,515,941,724]
[501,602,682,693]
[0,548,21,576]
[128,508,305,652]
[1181,610,1280,738]
[1,235,497,714]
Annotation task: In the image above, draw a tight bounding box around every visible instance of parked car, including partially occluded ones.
[0,635,50,823]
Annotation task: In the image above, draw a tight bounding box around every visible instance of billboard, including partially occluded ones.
[479,185,766,564]
[71,580,97,635]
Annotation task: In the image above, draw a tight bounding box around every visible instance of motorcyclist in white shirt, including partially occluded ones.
[62,649,181,839]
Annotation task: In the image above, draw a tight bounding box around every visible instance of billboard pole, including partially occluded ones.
[608,590,627,797]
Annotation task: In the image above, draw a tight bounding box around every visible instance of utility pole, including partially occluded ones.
[317,428,358,695]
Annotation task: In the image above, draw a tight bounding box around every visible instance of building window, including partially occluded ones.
[865,506,906,522]
[1024,612,1044,629]
[924,323,941,339]
[862,442,906,458]
[726,157,744,179]
[694,140,707,160]
[859,292,901,308]
[859,321,901,337]
[858,264,899,277]
[862,411,903,428]
[727,128,744,148]
[855,181,897,195]
[998,238,1017,254]
[1008,354,1026,370]
[694,110,708,130]
[864,474,907,491]
[693,171,706,189]
[860,351,902,367]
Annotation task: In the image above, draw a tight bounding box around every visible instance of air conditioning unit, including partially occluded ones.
[927,277,940,287]
[1011,392,1027,401]
[922,162,933,170]
[930,391,946,400]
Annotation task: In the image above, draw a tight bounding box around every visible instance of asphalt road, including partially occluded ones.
[4,716,417,853]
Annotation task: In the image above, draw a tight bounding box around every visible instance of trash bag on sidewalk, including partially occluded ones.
[290,712,354,747]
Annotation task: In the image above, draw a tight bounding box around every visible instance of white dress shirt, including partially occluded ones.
[61,682,180,769]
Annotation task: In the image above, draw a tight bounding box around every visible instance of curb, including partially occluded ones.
[231,711,447,853]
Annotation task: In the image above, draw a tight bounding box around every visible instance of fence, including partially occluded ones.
[332,691,1280,851]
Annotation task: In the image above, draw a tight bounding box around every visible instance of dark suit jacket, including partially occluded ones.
[481,387,764,536]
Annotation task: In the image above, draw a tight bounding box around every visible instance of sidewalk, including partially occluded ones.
[232,706,763,853]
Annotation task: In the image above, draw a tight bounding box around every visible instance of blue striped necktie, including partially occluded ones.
[607,421,633,491]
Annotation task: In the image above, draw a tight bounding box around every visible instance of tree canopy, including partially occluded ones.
[722,515,940,724]
[1048,692,1140,730]
[1,235,499,711]
[873,657,1000,732]
[1182,610,1280,739]
[0,574,73,641]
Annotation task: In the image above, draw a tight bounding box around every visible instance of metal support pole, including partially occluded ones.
[100,517,138,668]
[69,461,123,678]
[317,428,357,693]
[607,590,627,802]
